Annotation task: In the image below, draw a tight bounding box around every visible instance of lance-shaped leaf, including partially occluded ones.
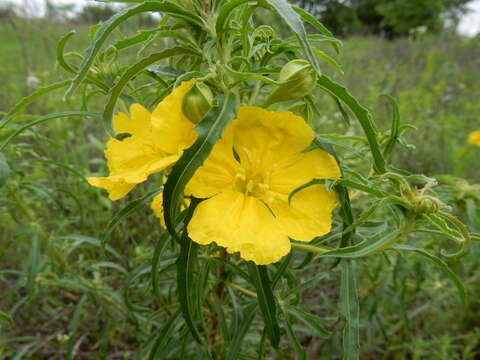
[286,306,332,338]
[339,260,360,360]
[392,244,467,305]
[148,310,181,360]
[265,0,321,76]
[177,199,203,343]
[0,112,98,151]
[0,311,13,326]
[65,1,204,97]
[163,94,237,239]
[247,263,281,348]
[381,94,401,159]
[0,80,71,130]
[317,230,402,259]
[318,75,386,174]
[101,189,162,244]
[0,153,11,190]
[226,303,257,360]
[216,0,256,34]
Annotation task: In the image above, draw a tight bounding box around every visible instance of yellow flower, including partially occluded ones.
[87,80,197,200]
[186,106,341,265]
[468,130,480,147]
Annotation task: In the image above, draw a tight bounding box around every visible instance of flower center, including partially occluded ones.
[234,167,271,199]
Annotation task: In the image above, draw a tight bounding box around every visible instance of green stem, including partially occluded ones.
[291,243,333,255]
[225,282,257,298]
[249,80,262,105]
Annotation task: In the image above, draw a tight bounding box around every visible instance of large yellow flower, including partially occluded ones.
[185,106,341,265]
[88,80,197,200]
[468,130,480,147]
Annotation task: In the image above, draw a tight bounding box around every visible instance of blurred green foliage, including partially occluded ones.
[293,0,472,36]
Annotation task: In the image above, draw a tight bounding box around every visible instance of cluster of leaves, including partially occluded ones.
[0,0,477,358]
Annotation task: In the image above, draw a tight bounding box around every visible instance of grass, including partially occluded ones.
[0,17,479,359]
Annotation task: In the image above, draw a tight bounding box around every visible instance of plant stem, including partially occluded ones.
[291,243,333,254]
[225,282,257,298]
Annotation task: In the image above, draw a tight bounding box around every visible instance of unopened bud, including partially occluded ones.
[182,82,214,124]
[264,60,318,107]
[413,195,441,214]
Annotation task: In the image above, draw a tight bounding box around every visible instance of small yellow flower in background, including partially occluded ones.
[185,106,341,265]
[467,130,480,146]
[87,80,197,200]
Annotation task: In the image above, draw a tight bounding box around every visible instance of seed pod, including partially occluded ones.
[264,60,318,107]
[182,82,214,124]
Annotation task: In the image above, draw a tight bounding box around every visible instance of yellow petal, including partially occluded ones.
[270,184,336,242]
[87,176,136,200]
[105,137,180,183]
[151,192,166,228]
[152,80,197,153]
[232,106,314,169]
[468,130,480,146]
[113,104,152,136]
[187,190,291,265]
[187,125,239,198]
[270,149,341,195]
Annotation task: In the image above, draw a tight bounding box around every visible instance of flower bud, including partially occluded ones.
[413,195,441,214]
[264,60,318,107]
[182,82,214,124]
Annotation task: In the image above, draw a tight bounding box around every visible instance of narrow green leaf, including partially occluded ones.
[177,198,203,343]
[286,272,329,297]
[151,231,171,299]
[288,179,326,204]
[271,253,292,288]
[283,311,307,360]
[103,47,195,136]
[336,183,355,253]
[247,263,280,348]
[392,245,467,304]
[65,1,203,97]
[114,29,196,50]
[163,93,237,238]
[31,159,86,182]
[381,94,401,158]
[339,260,360,360]
[216,0,255,34]
[265,0,321,76]
[60,234,124,263]
[100,189,162,243]
[149,310,181,360]
[292,6,334,38]
[318,75,386,174]
[0,80,71,130]
[286,306,332,338]
[318,230,402,259]
[226,304,257,360]
[56,30,77,74]
[177,237,201,342]
[0,311,13,325]
[0,112,98,151]
[0,153,11,189]
[337,179,388,198]
[313,48,344,75]
[27,232,41,294]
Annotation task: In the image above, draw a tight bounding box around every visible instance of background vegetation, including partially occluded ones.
[0,1,479,358]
